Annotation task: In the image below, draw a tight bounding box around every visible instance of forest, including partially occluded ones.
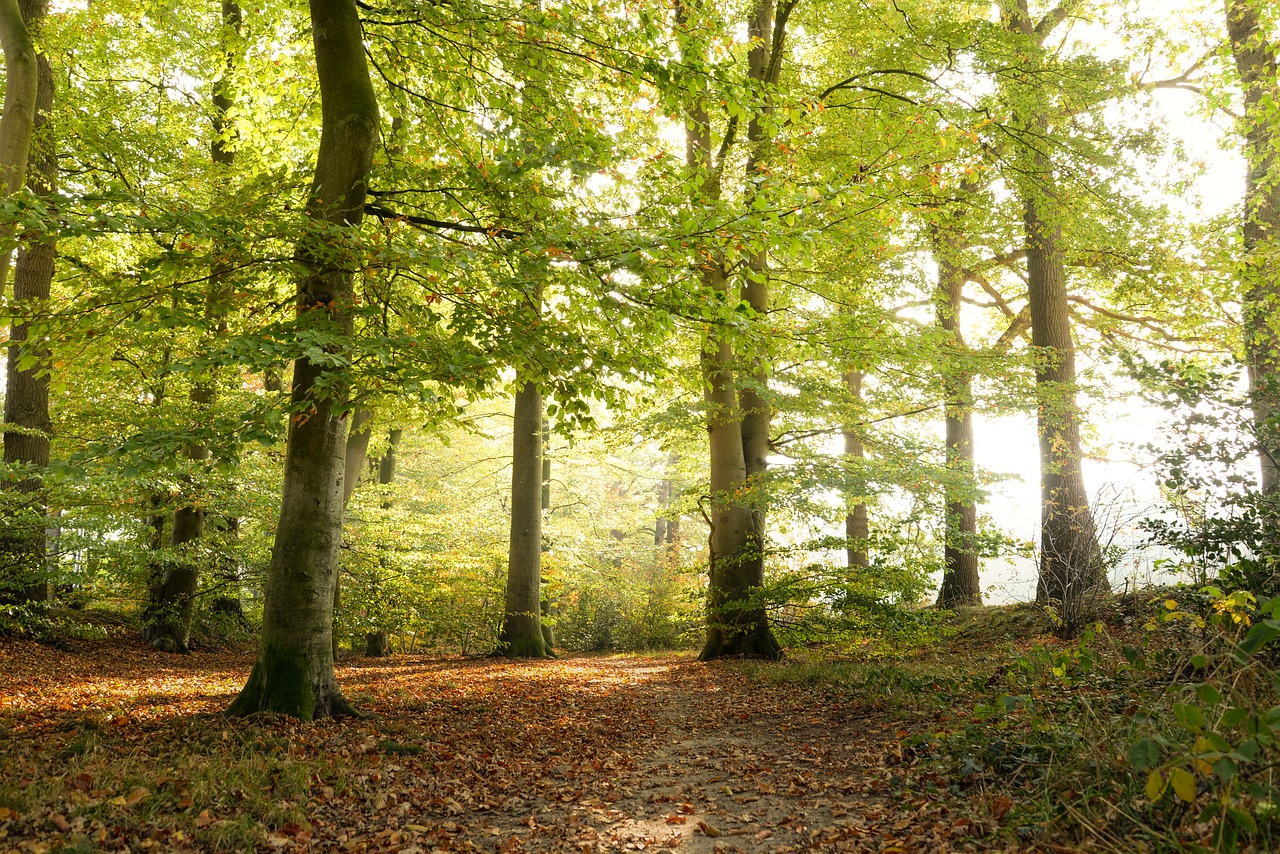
[2,0,1280,850]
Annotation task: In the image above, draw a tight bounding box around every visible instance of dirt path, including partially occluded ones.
[0,642,1020,853]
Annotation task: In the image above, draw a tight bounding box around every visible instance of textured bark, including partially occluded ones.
[1225,0,1280,497]
[229,0,377,719]
[498,378,546,658]
[931,230,982,607]
[842,370,870,572]
[684,0,786,661]
[0,0,37,293]
[1006,0,1105,613]
[0,0,50,605]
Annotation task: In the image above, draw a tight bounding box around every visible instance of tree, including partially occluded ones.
[1000,0,1107,611]
[1224,0,1280,502]
[145,0,243,653]
[229,0,377,719]
[498,373,547,658]
[1,0,50,604]
[676,0,791,661]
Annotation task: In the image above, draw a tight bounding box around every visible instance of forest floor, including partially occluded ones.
[0,601,1264,853]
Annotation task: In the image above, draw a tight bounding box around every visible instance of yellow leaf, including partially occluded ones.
[1171,768,1197,803]
[1146,770,1168,803]
[1165,599,1178,610]
[1192,737,1214,774]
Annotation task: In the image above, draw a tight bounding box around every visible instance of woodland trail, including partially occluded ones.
[0,638,1032,853]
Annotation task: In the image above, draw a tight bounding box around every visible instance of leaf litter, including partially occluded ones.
[1,636,1029,853]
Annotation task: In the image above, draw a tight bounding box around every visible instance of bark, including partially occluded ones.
[330,404,371,657]
[1225,0,1280,498]
[0,0,37,292]
[0,0,50,605]
[842,370,870,572]
[228,0,377,719]
[683,0,786,661]
[498,377,547,658]
[931,229,982,607]
[1006,0,1104,614]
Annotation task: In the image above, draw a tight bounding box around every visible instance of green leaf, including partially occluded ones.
[1127,738,1161,771]
[1174,703,1203,731]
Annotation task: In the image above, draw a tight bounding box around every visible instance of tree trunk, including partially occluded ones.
[1225,0,1280,499]
[228,0,377,720]
[683,0,786,661]
[0,0,50,605]
[1005,0,1105,615]
[931,230,982,607]
[147,1,244,652]
[330,405,371,656]
[842,370,870,572]
[0,0,37,292]
[498,377,546,657]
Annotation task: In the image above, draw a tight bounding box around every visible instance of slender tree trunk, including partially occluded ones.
[0,0,50,605]
[931,230,981,607]
[363,425,400,657]
[842,370,870,571]
[329,404,372,657]
[229,0,377,719]
[498,377,546,657]
[1225,0,1280,500]
[149,1,242,651]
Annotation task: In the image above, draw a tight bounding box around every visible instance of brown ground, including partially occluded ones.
[0,634,1034,853]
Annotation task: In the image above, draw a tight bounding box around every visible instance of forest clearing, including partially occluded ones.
[3,598,1278,853]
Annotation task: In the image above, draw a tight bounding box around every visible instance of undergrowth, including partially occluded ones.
[738,592,1280,852]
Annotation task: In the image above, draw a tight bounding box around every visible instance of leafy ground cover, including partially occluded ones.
[1,597,1276,852]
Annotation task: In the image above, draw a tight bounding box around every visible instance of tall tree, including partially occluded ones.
[498,273,547,659]
[842,369,870,572]
[1224,0,1280,500]
[1002,0,1106,611]
[0,0,51,604]
[146,0,244,652]
[678,0,790,661]
[930,223,982,607]
[228,0,377,719]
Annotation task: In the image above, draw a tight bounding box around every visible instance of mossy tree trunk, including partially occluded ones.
[680,0,788,661]
[228,0,377,720]
[0,0,50,605]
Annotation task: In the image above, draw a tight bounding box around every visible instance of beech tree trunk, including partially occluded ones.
[1005,0,1105,614]
[0,0,37,293]
[842,370,870,572]
[931,231,981,607]
[1225,0,1280,500]
[0,0,50,605]
[682,0,786,661]
[498,377,546,657]
[229,0,377,719]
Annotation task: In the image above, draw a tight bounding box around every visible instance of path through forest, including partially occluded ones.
[0,638,1019,852]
